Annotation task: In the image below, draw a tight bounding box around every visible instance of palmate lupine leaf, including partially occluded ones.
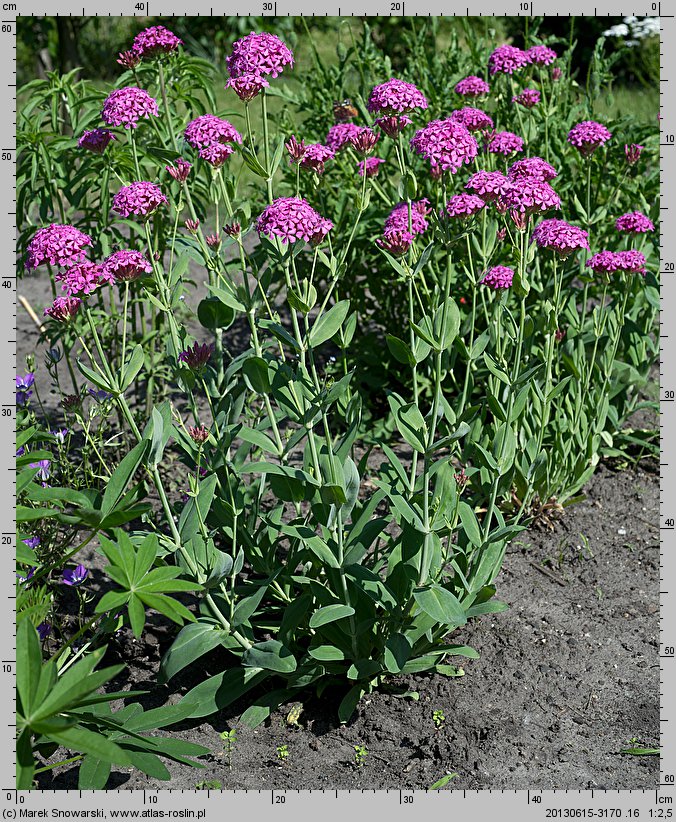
[95,531,202,637]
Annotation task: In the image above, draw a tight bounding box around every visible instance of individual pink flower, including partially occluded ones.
[101,87,159,129]
[377,230,413,257]
[358,157,385,177]
[480,266,514,290]
[625,144,643,166]
[443,193,485,220]
[508,157,558,182]
[44,296,82,322]
[501,178,561,215]
[586,250,623,275]
[512,88,540,109]
[189,425,210,445]
[199,143,235,168]
[103,250,153,282]
[226,32,294,79]
[567,121,612,157]
[531,219,590,258]
[384,200,430,236]
[486,131,524,157]
[374,115,412,137]
[488,45,529,75]
[78,128,115,154]
[26,224,93,270]
[112,182,167,219]
[349,127,379,155]
[55,262,114,297]
[465,170,509,202]
[410,119,478,174]
[286,135,306,163]
[615,211,655,234]
[225,73,270,102]
[132,25,183,58]
[450,107,494,132]
[256,197,333,245]
[184,115,242,150]
[166,158,192,182]
[454,75,490,98]
[300,143,335,174]
[367,78,428,115]
[527,45,557,65]
[616,249,647,275]
[326,123,361,151]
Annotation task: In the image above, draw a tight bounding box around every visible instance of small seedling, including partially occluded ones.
[432,709,446,729]
[195,780,222,790]
[354,744,368,768]
[220,728,237,769]
[276,744,289,763]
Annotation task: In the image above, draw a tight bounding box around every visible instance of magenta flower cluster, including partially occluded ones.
[300,143,335,174]
[443,193,485,220]
[358,157,385,178]
[465,170,509,202]
[104,250,153,282]
[568,121,612,157]
[481,266,514,290]
[226,74,270,102]
[112,181,168,219]
[55,262,114,297]
[26,224,93,270]
[44,296,82,323]
[488,45,530,75]
[512,88,540,108]
[384,200,430,236]
[256,197,333,245]
[410,119,478,174]
[454,75,490,98]
[532,219,590,257]
[615,211,655,234]
[184,115,242,150]
[501,178,561,215]
[226,32,294,79]
[587,250,647,275]
[508,157,558,182]
[78,128,115,154]
[527,45,557,65]
[131,25,183,58]
[367,79,428,115]
[450,107,494,132]
[199,143,235,168]
[486,131,524,157]
[101,87,159,130]
[326,123,361,151]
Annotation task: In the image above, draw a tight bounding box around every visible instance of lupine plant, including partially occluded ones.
[16,17,659,788]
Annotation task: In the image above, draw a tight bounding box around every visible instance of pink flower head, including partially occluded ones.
[377,230,414,257]
[567,121,612,157]
[206,234,221,250]
[78,128,115,155]
[44,296,82,323]
[103,250,153,282]
[101,87,159,130]
[586,250,622,275]
[225,73,270,102]
[527,45,557,65]
[256,197,333,245]
[117,50,141,70]
[616,249,647,275]
[184,115,242,150]
[384,200,430,236]
[112,181,167,219]
[443,193,485,220]
[55,262,114,297]
[226,32,294,79]
[286,135,307,163]
[615,211,655,234]
[189,425,210,444]
[625,143,643,166]
[480,266,514,290]
[349,127,379,156]
[410,119,478,174]
[374,115,412,138]
[223,222,241,237]
[450,107,494,133]
[179,342,214,371]
[501,178,561,215]
[488,45,529,75]
[552,67,563,81]
[508,156,558,182]
[300,143,335,174]
[465,170,509,202]
[132,25,183,58]
[454,75,490,98]
[486,131,524,157]
[199,143,235,168]
[367,78,428,115]
[512,88,540,109]
[531,219,590,258]
[26,224,93,270]
[166,158,192,182]
[185,219,200,233]
[358,157,385,178]
[326,123,361,151]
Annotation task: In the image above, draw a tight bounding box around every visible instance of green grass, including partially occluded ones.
[594,85,659,125]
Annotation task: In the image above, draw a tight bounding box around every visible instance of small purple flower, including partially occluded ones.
[179,341,214,371]
[51,428,69,445]
[62,564,88,586]
[16,446,25,457]
[527,45,557,66]
[29,460,50,482]
[16,373,35,407]
[450,107,494,133]
[568,121,612,158]
[36,622,51,641]
[88,388,113,403]
[512,88,541,109]
[16,566,36,585]
[22,537,40,550]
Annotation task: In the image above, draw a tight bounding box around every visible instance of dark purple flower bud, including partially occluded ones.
[511,210,529,231]
[552,67,562,81]
[62,564,88,586]
[78,128,116,155]
[166,158,192,182]
[377,230,414,257]
[223,222,241,237]
[624,143,643,166]
[205,233,221,250]
[454,468,469,490]
[179,341,214,371]
[374,115,412,138]
[44,296,81,323]
[185,219,200,233]
[496,228,507,241]
[555,327,566,342]
[285,135,306,164]
[62,394,82,411]
[349,127,379,156]
[188,425,210,444]
[117,50,141,69]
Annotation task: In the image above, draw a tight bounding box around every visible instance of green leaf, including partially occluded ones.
[309,604,355,629]
[435,298,461,349]
[384,633,412,674]
[258,318,302,352]
[78,755,111,790]
[386,335,416,367]
[458,501,482,548]
[76,359,113,392]
[197,297,235,331]
[242,356,271,394]
[338,684,364,723]
[429,773,458,790]
[37,723,131,766]
[308,645,345,662]
[414,584,467,626]
[239,144,269,178]
[484,353,511,385]
[309,300,351,347]
[119,344,144,392]
[240,688,294,730]
[100,441,149,519]
[205,284,246,313]
[242,640,297,673]
[389,396,427,453]
[16,728,35,790]
[161,621,226,680]
[16,620,41,716]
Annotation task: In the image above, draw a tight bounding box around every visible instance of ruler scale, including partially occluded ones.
[5,0,674,816]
